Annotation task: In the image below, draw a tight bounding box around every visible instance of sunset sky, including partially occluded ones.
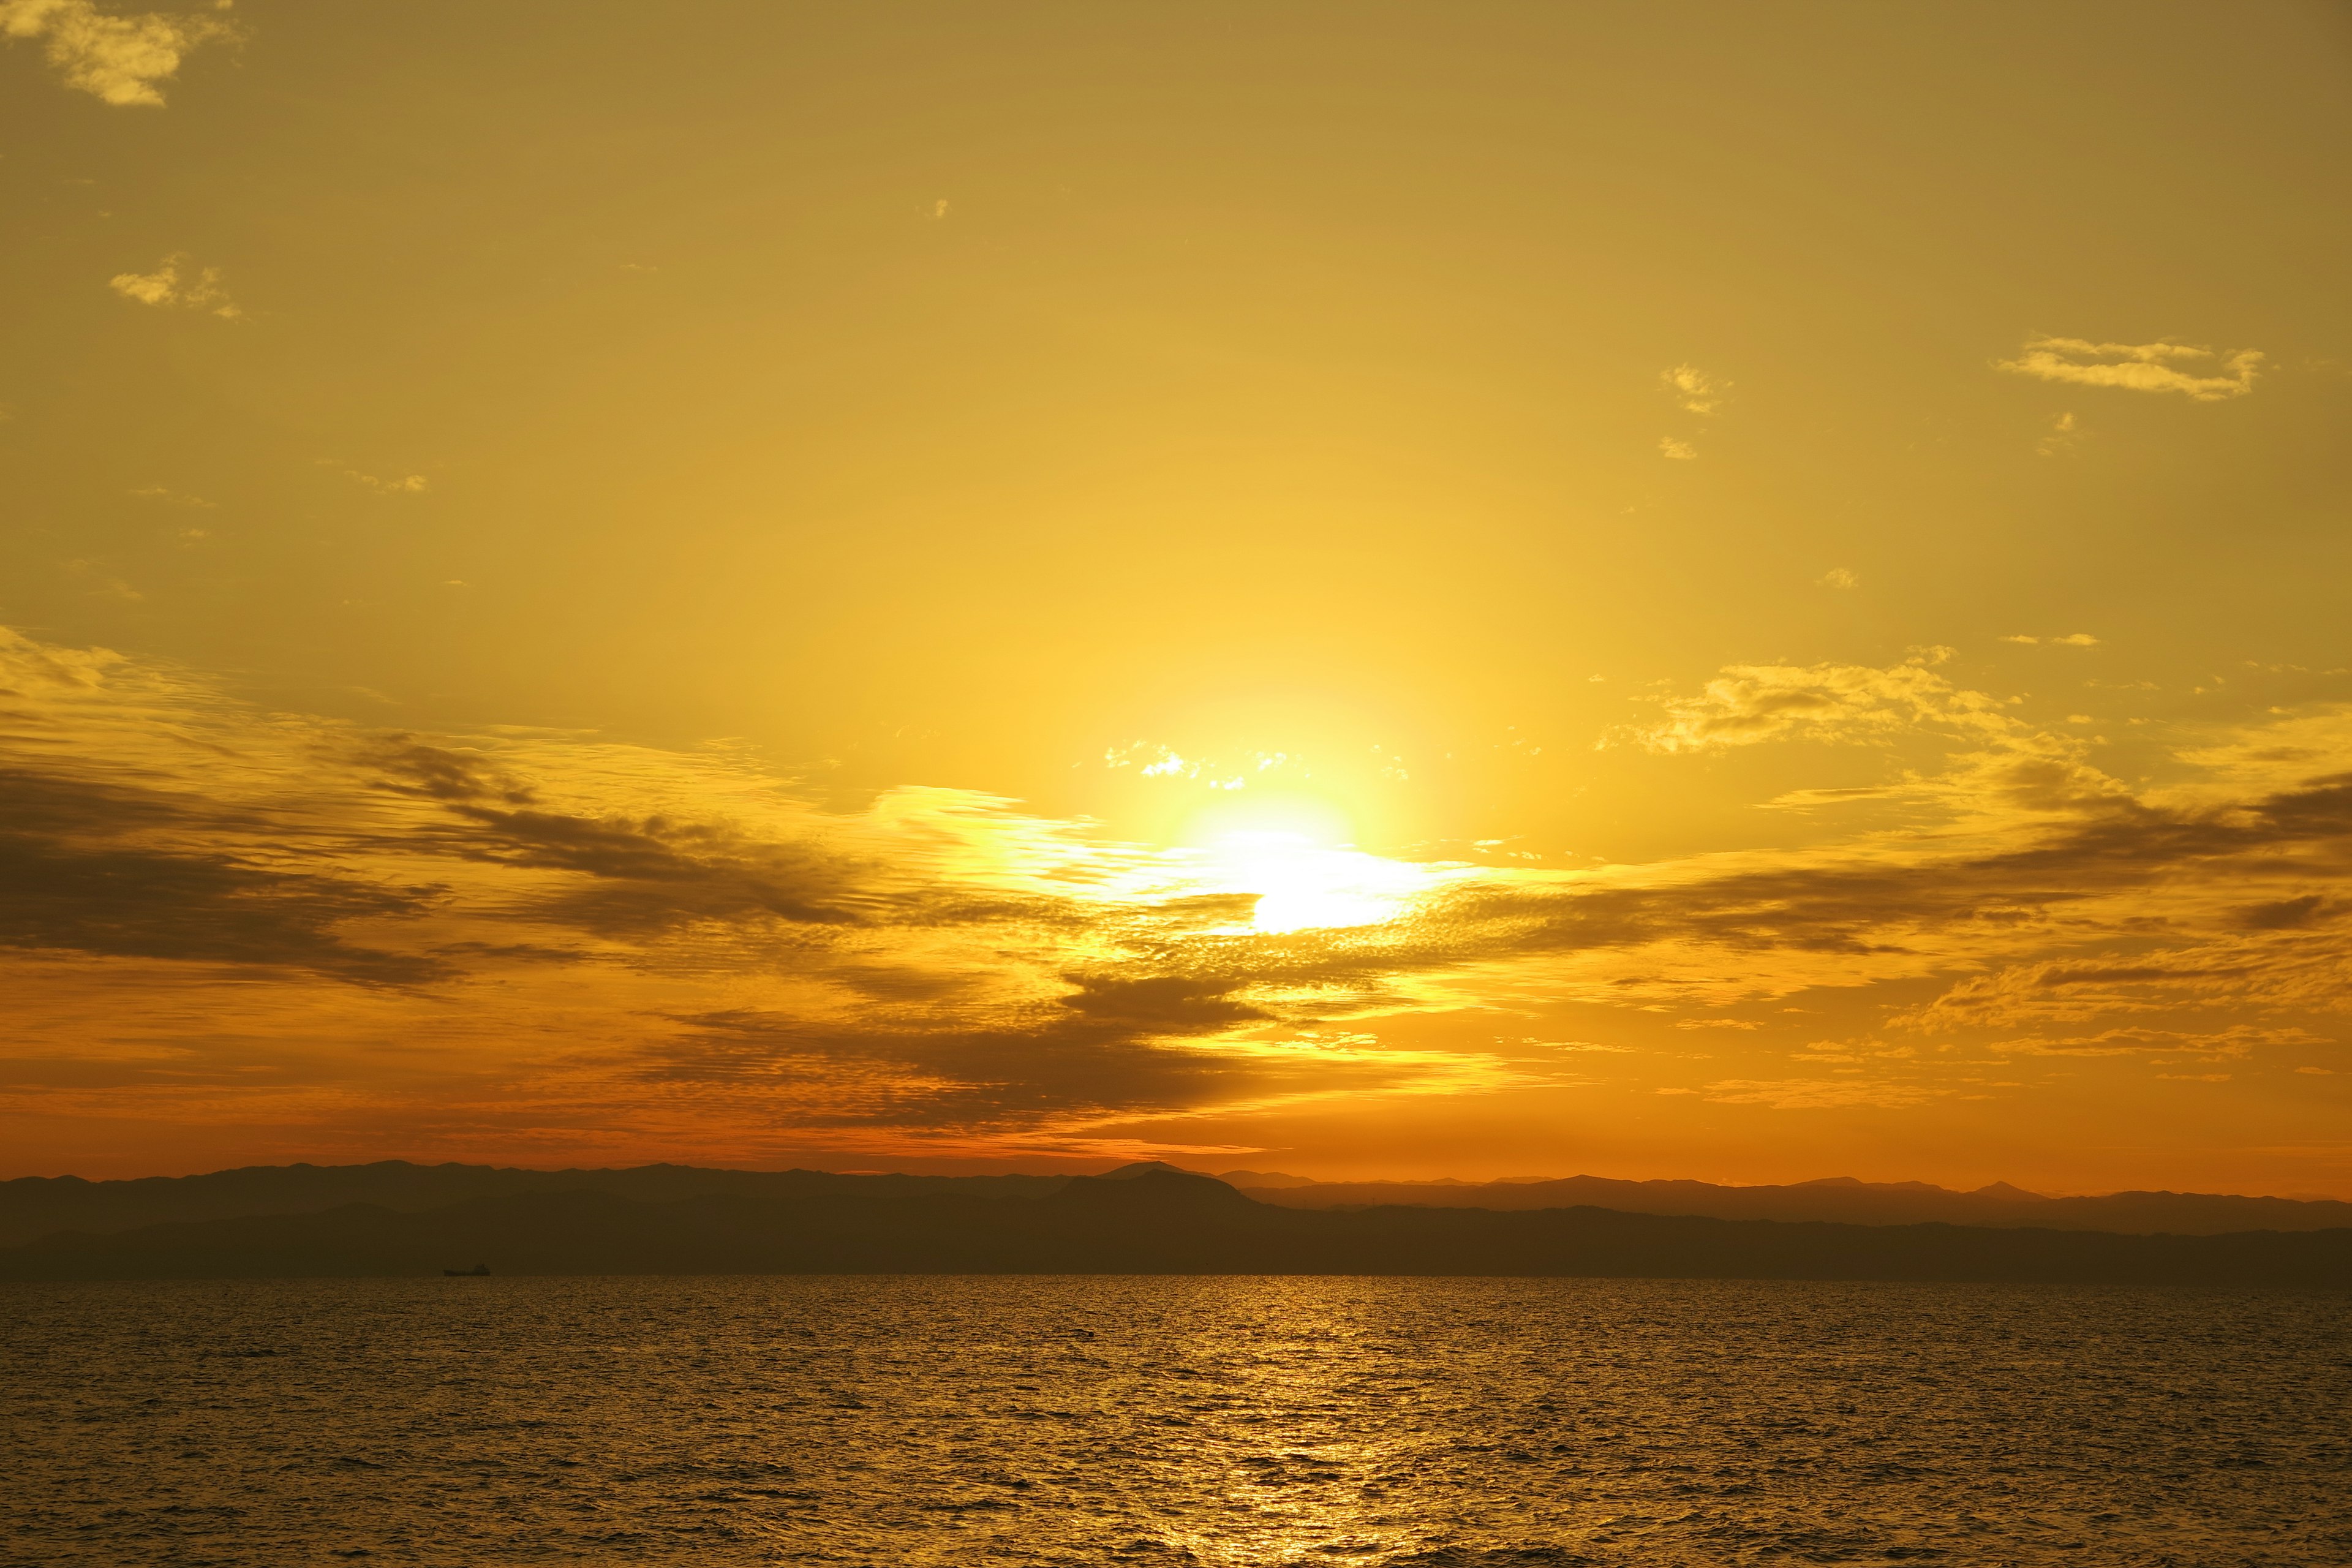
[4,1,2350,1194]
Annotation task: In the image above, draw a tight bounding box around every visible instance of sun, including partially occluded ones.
[1177,797,1427,933]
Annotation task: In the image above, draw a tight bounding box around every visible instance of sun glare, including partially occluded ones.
[1205,830,1423,932]
[1170,799,1428,933]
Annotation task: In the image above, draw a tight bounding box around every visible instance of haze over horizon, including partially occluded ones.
[4,1,2350,1198]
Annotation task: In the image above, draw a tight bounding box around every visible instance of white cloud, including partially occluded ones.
[2037,410,2081,456]
[1817,567,1859,589]
[1623,651,1994,755]
[129,484,215,509]
[0,0,233,107]
[109,266,176,306]
[1660,364,1725,415]
[346,470,428,496]
[1657,437,1697,461]
[1101,742,1268,792]
[108,254,239,318]
[1997,337,2262,401]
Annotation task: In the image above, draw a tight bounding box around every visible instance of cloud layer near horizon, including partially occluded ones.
[2,628,2346,1173]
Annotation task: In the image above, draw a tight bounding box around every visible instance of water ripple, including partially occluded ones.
[2,1276,2346,1566]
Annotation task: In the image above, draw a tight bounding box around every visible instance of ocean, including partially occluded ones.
[4,1275,2345,1566]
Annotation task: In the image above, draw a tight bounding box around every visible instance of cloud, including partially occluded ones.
[1996,337,2262,401]
[2241,895,2334,931]
[108,254,239,317]
[1616,653,2151,823]
[2,627,1380,1137]
[619,970,1445,1134]
[2003,633,2100,647]
[1657,437,1698,461]
[1100,741,1259,791]
[1892,864,2352,1031]
[1982,1025,2330,1059]
[0,0,233,107]
[1660,364,1725,415]
[1817,568,1859,589]
[129,485,216,509]
[346,471,428,495]
[2037,411,2081,457]
[10,625,2352,1157]
[1620,651,1994,755]
[1699,1078,1934,1110]
[0,784,443,985]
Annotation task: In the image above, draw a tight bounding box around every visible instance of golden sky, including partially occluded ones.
[4,1,2350,1192]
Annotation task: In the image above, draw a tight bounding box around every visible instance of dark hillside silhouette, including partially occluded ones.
[9,1159,2348,1248]
[1233,1172,2352,1234]
[4,1169,2346,1286]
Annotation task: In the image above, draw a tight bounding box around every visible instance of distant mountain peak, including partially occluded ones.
[1096,1160,1195,1180]
[1050,1167,1253,1214]
[1972,1181,2045,1201]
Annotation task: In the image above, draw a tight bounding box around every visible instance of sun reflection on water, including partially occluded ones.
[1153,1283,1423,1566]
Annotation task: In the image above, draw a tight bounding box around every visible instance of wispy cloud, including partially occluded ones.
[129,485,215,509]
[108,254,239,318]
[1,0,234,107]
[1700,1078,1936,1110]
[6,626,2351,1160]
[1983,1025,2330,1060]
[1997,337,2262,401]
[2037,410,2081,456]
[346,471,428,496]
[1616,652,2153,827]
[1660,364,1725,415]
[1657,437,1697,461]
[1618,650,1989,754]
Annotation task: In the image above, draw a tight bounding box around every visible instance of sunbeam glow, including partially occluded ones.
[1198,829,1428,933]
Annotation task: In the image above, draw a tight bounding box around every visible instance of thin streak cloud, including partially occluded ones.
[1996,337,2263,401]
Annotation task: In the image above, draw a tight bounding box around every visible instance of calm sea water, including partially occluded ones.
[3,1276,2346,1567]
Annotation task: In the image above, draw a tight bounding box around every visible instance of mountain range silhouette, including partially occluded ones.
[2,1162,2346,1285]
